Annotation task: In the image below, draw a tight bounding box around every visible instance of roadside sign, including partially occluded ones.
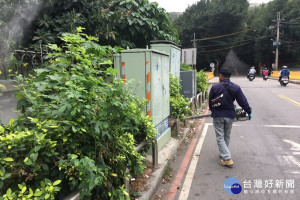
[273,41,281,46]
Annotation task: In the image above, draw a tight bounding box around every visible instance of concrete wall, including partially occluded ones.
[0,80,18,124]
[205,72,214,80]
[271,71,300,80]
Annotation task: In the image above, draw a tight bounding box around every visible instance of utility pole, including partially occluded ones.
[193,33,196,48]
[192,33,196,70]
[193,33,197,96]
[275,12,281,71]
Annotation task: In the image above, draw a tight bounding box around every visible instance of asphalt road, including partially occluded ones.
[152,76,300,200]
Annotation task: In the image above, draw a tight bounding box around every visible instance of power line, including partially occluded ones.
[194,29,253,41]
[198,41,252,53]
[290,16,300,22]
[281,40,300,44]
[198,36,267,48]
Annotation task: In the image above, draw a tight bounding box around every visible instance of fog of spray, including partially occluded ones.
[7,1,41,44]
[221,50,250,76]
[0,1,41,79]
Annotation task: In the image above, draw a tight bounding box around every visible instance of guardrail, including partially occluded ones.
[189,90,208,112]
[173,90,209,136]
[271,71,300,80]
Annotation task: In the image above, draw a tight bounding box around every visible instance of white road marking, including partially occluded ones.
[264,125,300,128]
[291,171,300,174]
[287,156,300,168]
[233,124,300,128]
[283,156,292,166]
[277,155,291,167]
[283,139,300,151]
[178,123,209,200]
[206,123,300,128]
[180,122,300,197]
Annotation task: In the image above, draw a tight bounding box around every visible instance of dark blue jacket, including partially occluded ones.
[280,69,290,76]
[209,79,252,118]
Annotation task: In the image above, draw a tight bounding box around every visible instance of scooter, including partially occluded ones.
[248,74,255,81]
[280,76,289,86]
[263,75,268,81]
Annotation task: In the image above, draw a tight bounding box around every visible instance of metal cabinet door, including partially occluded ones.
[121,52,146,102]
[150,52,163,126]
[161,54,170,119]
[171,47,181,78]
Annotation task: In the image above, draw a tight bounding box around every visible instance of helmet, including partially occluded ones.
[251,66,255,69]
[283,65,287,69]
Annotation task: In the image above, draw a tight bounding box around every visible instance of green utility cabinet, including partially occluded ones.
[150,41,181,78]
[114,49,171,151]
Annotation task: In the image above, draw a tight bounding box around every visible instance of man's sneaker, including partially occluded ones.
[219,159,234,167]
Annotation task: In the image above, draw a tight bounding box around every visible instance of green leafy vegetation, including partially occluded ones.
[169,73,191,119]
[0,28,156,199]
[0,0,179,48]
[173,0,300,69]
[180,63,193,71]
[0,0,179,80]
[174,0,249,69]
[239,0,300,66]
[196,70,209,93]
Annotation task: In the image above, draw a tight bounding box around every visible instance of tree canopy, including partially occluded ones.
[0,0,179,49]
[173,0,300,70]
[240,0,300,67]
[173,0,249,69]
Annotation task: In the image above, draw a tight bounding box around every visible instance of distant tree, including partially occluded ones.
[239,0,300,68]
[169,12,183,22]
[173,0,249,70]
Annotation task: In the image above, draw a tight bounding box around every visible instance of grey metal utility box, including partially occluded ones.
[180,71,196,98]
[150,41,181,78]
[113,54,121,79]
[114,49,171,151]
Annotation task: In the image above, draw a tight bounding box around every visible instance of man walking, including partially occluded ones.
[209,68,252,167]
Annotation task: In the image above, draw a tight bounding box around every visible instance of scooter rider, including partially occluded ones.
[247,66,256,79]
[279,65,290,82]
[263,68,269,78]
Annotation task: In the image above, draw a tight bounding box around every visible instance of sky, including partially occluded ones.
[148,0,272,12]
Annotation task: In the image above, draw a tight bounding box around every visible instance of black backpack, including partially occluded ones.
[211,83,234,108]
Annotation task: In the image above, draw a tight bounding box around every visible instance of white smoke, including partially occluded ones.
[8,1,41,43]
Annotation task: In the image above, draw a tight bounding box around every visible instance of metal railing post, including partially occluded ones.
[176,118,180,136]
[152,138,158,169]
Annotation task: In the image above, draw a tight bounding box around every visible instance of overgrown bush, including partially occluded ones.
[196,70,209,93]
[0,27,156,199]
[180,63,193,71]
[169,73,191,119]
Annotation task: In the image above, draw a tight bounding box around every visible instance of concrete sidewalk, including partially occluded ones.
[139,127,191,200]
[137,83,214,200]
